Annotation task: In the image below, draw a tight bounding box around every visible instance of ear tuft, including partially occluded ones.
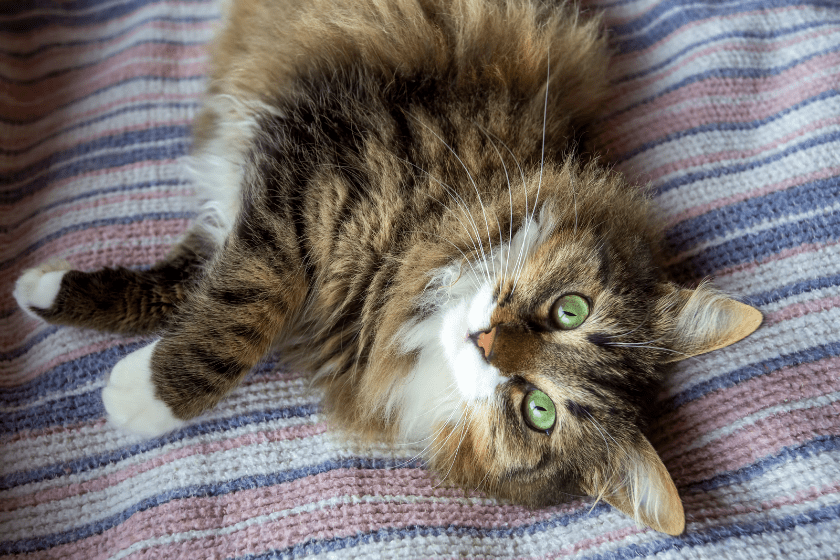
[658,282,763,362]
[586,435,685,535]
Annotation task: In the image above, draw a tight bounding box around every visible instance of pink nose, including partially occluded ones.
[469,326,496,359]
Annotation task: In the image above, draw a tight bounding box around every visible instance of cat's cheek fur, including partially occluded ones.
[394,270,506,442]
[102,341,185,437]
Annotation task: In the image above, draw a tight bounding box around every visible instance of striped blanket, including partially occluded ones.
[2,0,839,558]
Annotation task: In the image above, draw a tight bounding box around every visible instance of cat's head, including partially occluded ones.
[391,163,762,535]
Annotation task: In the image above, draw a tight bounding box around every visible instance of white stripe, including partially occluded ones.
[667,201,840,264]
[683,390,840,452]
[716,242,840,296]
[667,305,840,399]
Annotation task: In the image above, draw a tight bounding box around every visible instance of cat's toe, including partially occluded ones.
[13,259,72,319]
[102,341,184,437]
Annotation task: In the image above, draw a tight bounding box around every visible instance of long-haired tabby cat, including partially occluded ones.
[14,0,761,535]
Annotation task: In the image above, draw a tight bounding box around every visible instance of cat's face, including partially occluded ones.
[394,183,761,535]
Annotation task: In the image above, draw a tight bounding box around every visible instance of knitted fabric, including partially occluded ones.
[1,0,839,558]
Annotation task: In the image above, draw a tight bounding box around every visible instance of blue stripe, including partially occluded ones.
[666,175,840,252]
[0,343,139,408]
[616,20,840,84]
[0,401,321,492]
[1,425,835,554]
[585,504,840,560]
[0,325,61,362]
[610,0,840,50]
[615,89,840,165]
[0,0,214,34]
[0,74,204,126]
[665,210,840,284]
[0,211,195,271]
[0,18,216,58]
[237,437,840,559]
[609,43,840,139]
[0,39,206,85]
[0,343,278,409]
[654,130,840,195]
[0,442,407,555]
[747,273,840,307]
[0,178,192,234]
[0,124,190,187]
[687,435,839,493]
[0,103,199,157]
[0,388,105,437]
[0,142,191,205]
[665,341,840,411]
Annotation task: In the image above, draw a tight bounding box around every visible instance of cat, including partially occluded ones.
[13,0,762,535]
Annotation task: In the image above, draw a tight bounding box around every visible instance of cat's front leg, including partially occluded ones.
[103,242,308,437]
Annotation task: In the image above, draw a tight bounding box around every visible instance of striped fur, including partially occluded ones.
[2,0,840,557]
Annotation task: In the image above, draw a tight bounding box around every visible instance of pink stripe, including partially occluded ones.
[714,239,840,279]
[642,116,840,184]
[764,294,840,326]
[665,166,840,228]
[659,355,840,463]
[0,61,207,121]
[4,118,192,166]
[609,27,840,101]
[27,468,576,560]
[599,51,840,153]
[5,41,207,88]
[538,526,643,559]
[666,401,840,485]
[1,420,331,512]
[0,21,214,69]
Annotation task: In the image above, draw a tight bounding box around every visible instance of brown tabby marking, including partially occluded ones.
[14,0,763,536]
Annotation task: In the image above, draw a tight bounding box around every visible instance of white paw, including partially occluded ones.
[13,259,72,319]
[102,341,185,437]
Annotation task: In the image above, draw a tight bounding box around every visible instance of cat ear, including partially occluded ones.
[656,282,763,362]
[584,434,685,535]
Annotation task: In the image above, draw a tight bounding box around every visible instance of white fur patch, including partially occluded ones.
[186,95,279,245]
[391,215,550,442]
[14,259,72,319]
[102,341,184,437]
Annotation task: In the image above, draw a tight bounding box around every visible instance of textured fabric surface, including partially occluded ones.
[2,0,839,558]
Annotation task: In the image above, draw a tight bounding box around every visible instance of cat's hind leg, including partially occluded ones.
[14,230,215,336]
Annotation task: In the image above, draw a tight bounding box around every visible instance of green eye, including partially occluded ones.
[522,389,556,433]
[552,294,589,330]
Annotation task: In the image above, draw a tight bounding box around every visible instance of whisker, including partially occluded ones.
[393,155,489,283]
[474,121,514,287]
[511,48,551,297]
[435,407,470,489]
[404,112,496,285]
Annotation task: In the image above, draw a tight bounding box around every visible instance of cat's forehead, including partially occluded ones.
[499,228,612,311]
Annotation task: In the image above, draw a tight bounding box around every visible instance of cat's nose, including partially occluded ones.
[468,326,496,359]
